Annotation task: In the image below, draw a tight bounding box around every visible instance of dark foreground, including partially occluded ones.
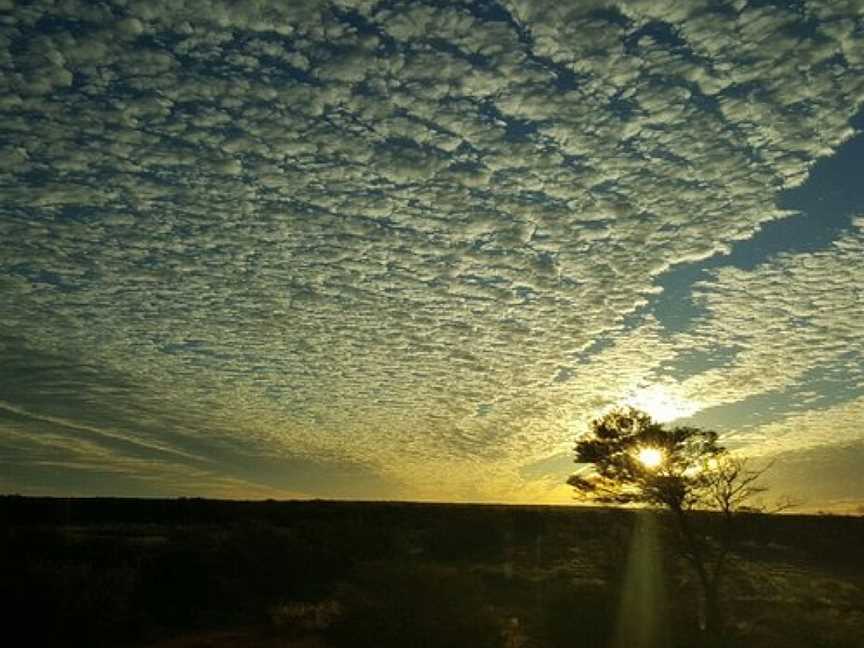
[2,496,863,648]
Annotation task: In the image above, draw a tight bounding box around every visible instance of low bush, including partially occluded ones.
[327,562,501,648]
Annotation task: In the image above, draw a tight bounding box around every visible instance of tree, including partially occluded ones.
[568,406,779,639]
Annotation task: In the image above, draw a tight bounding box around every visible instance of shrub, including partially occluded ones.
[269,599,341,635]
[540,576,614,648]
[327,562,501,648]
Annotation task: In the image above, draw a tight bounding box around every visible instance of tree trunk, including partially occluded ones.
[671,506,725,640]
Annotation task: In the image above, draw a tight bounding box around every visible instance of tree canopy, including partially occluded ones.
[568,406,726,512]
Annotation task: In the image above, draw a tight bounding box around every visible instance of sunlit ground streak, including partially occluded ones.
[613,512,668,648]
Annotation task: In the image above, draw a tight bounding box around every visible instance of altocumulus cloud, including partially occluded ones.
[0,0,863,508]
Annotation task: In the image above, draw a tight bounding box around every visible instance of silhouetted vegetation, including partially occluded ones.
[539,576,615,648]
[1,495,863,647]
[327,562,499,648]
[569,407,802,643]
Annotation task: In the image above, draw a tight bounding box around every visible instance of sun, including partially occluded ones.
[623,384,700,423]
[637,447,664,469]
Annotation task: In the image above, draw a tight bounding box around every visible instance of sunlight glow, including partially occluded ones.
[637,447,665,469]
[684,456,719,477]
[624,385,700,423]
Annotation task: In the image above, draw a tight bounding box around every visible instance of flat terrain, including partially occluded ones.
[2,496,863,647]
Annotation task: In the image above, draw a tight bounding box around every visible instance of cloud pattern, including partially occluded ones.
[1,0,862,509]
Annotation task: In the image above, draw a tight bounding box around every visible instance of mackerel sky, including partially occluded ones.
[1,0,863,512]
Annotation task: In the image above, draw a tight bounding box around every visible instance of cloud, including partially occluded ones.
[0,0,862,501]
[753,439,864,514]
[671,224,864,417]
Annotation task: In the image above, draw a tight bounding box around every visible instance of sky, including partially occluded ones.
[1,0,863,513]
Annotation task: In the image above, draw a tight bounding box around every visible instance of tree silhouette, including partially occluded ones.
[568,406,779,640]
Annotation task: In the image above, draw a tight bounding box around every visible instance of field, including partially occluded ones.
[2,496,863,647]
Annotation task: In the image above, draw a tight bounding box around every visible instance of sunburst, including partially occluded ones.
[623,384,700,423]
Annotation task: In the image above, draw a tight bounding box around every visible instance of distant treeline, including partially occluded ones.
[2,494,862,547]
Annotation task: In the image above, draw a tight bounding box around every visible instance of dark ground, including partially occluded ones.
[1,495,862,648]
